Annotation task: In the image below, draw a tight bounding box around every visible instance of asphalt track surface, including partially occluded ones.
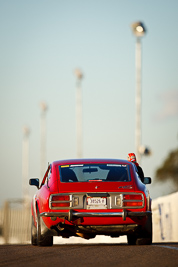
[0,243,178,267]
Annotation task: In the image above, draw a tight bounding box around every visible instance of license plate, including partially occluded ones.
[87,197,107,209]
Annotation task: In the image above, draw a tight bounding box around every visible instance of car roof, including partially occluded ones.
[53,158,131,166]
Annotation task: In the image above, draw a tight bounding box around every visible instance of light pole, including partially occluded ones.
[40,102,48,177]
[22,126,30,202]
[74,68,83,158]
[131,22,146,163]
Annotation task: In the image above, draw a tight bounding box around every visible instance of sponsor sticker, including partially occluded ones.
[60,165,70,168]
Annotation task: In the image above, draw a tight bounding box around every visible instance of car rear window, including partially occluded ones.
[59,164,131,182]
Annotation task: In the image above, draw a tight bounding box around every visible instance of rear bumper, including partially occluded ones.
[40,210,151,221]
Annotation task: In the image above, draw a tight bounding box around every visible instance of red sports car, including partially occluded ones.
[29,158,152,246]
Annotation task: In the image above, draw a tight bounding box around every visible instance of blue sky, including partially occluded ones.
[0,0,178,206]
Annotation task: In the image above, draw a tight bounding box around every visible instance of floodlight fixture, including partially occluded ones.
[23,126,30,137]
[131,21,146,37]
[40,102,48,112]
[74,68,83,80]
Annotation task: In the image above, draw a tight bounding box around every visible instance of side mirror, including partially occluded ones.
[29,178,39,189]
[143,177,151,184]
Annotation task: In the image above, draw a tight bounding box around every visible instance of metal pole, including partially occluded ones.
[76,78,82,158]
[22,126,30,201]
[135,37,142,163]
[75,69,83,158]
[40,102,48,178]
[3,201,9,244]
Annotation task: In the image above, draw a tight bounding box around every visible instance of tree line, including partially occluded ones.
[155,148,178,191]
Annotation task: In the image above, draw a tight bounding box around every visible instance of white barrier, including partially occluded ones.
[152,191,178,242]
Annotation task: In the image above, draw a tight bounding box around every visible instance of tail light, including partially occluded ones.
[51,195,71,208]
[122,194,143,207]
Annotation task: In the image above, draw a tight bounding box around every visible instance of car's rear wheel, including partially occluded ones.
[127,215,152,245]
[127,235,152,245]
[138,215,152,245]
[37,207,53,246]
[31,216,37,246]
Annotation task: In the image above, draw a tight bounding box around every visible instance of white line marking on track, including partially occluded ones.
[155,245,178,251]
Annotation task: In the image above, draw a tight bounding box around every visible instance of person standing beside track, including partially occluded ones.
[127,153,144,183]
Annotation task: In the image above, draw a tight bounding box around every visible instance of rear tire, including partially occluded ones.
[37,207,53,246]
[127,234,137,245]
[31,216,37,246]
[127,215,152,245]
[138,214,152,245]
[136,237,152,245]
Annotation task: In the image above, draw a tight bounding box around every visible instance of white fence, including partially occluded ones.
[0,192,178,244]
[0,200,31,244]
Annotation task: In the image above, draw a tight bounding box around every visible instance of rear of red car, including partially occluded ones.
[32,159,152,246]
